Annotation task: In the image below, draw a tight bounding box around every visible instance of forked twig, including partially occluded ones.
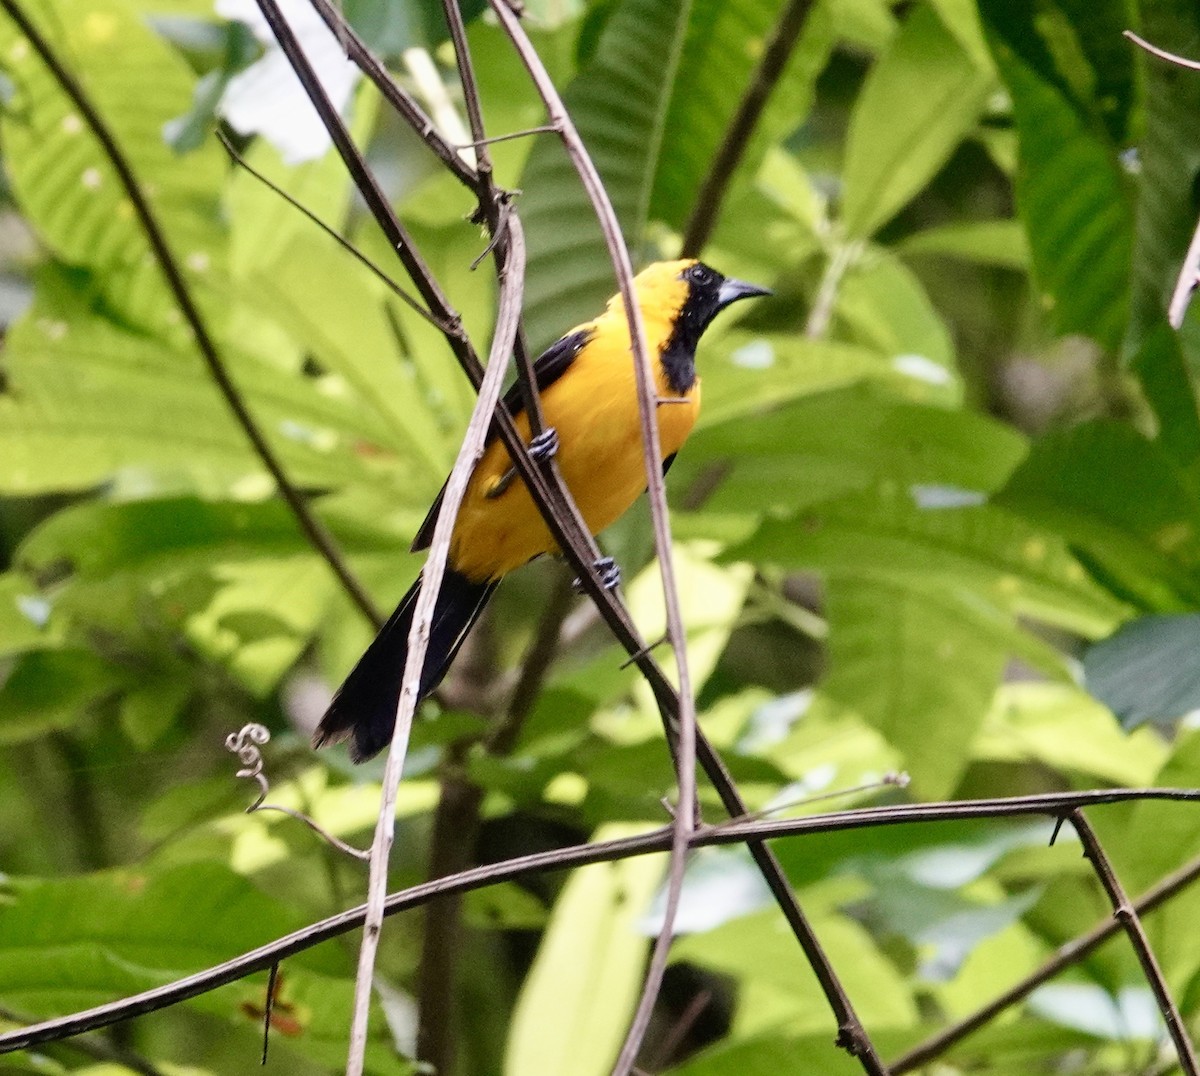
[1070,809,1199,1074]
[890,849,1200,1072]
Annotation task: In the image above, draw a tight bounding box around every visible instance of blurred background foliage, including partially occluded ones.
[1,0,1200,1072]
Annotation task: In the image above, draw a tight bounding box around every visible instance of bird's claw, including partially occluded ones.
[573,555,621,593]
[529,426,559,462]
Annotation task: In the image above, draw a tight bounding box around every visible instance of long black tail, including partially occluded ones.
[313,569,497,762]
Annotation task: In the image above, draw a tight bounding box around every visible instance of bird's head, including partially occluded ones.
[612,259,770,356]
[619,259,771,341]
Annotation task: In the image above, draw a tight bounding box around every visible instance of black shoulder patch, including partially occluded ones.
[411,328,594,552]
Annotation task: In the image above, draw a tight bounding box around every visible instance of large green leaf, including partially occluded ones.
[518,0,694,349]
[16,496,400,579]
[0,269,414,496]
[840,2,994,239]
[997,420,1200,610]
[823,576,1008,796]
[679,382,1027,518]
[518,0,836,349]
[648,0,837,230]
[503,824,665,1076]
[1084,615,1200,729]
[0,861,400,1069]
[724,487,1126,634]
[980,1,1133,353]
[0,0,226,336]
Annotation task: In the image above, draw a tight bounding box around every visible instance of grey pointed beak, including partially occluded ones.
[716,277,772,310]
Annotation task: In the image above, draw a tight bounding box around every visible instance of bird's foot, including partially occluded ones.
[529,426,559,462]
[573,555,621,593]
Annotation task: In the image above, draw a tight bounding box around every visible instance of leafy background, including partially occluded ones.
[1,0,1200,1072]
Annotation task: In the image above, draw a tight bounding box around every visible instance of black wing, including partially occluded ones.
[411,328,593,552]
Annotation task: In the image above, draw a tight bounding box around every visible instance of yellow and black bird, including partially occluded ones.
[314,259,769,761]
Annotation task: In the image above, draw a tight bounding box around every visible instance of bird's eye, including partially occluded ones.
[687,263,713,285]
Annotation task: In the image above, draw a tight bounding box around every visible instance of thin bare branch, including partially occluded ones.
[459,123,560,148]
[0,0,383,629]
[481,8,701,1068]
[1070,810,1200,1075]
[253,0,470,352]
[344,213,526,1076]
[1126,30,1200,72]
[7,788,1200,1054]
[1167,213,1200,330]
[216,132,448,331]
[0,1004,163,1076]
[890,850,1200,1073]
[681,0,818,256]
[306,0,479,186]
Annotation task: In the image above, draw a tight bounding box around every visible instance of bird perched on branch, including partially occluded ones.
[313,258,770,761]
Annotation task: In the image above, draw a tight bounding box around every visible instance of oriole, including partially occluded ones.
[314,259,769,761]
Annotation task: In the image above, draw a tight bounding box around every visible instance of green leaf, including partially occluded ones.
[1124,2,1200,347]
[823,577,1007,797]
[1131,321,1200,471]
[672,906,917,1036]
[518,0,693,349]
[980,3,1133,353]
[16,496,399,579]
[0,649,122,744]
[503,824,665,1076]
[675,1032,884,1076]
[840,3,993,239]
[997,419,1200,610]
[0,270,407,495]
[0,0,226,336]
[832,248,960,391]
[0,861,396,1068]
[899,219,1030,270]
[518,0,836,350]
[1084,615,1200,729]
[648,0,837,230]
[975,684,1167,788]
[724,487,1124,635]
[680,382,1027,518]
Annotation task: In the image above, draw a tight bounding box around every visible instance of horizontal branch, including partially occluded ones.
[4,786,1200,1053]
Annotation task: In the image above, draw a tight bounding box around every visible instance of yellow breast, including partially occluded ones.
[448,330,699,582]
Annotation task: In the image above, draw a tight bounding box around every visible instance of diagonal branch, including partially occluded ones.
[1070,809,1199,1075]
[0,0,383,628]
[485,6,885,1070]
[680,0,819,256]
[307,0,479,187]
[890,850,1200,1073]
[481,8,702,1071]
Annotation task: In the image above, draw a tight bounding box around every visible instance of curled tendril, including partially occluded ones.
[225,723,272,810]
[223,724,370,862]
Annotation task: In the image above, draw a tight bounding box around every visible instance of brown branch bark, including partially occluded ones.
[1070,809,1199,1075]
[12,788,1198,1054]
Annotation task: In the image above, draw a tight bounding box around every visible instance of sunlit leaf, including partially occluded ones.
[840,3,993,239]
[503,823,665,1076]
